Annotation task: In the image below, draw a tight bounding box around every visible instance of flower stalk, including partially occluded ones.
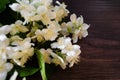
[36,49,47,80]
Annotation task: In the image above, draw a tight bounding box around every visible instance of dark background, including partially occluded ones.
[1,0,120,80]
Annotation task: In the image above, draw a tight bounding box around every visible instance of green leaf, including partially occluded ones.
[36,49,47,80]
[15,66,39,77]
[0,0,9,12]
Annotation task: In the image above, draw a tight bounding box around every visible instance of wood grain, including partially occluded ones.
[3,0,120,80]
[49,0,120,80]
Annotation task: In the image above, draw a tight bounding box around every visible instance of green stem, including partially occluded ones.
[35,49,47,80]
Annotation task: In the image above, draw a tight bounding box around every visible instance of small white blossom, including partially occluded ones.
[0,63,13,80]
[0,34,13,80]
[0,0,90,79]
[51,37,81,67]
[41,22,61,41]
[51,37,71,50]
[60,14,90,43]
[70,14,90,43]
[53,1,69,21]
[10,20,28,35]
[62,45,81,67]
[9,0,53,24]
[7,38,34,66]
[35,30,44,42]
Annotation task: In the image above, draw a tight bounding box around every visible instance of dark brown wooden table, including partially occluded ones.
[2,0,120,80]
[26,0,120,80]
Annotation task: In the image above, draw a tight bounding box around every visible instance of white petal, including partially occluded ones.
[9,3,20,12]
[0,25,12,34]
[82,23,90,30]
[0,34,7,41]
[82,30,88,37]
[70,14,77,23]
[5,63,13,71]
[10,71,18,80]
[37,6,47,15]
[23,77,26,80]
[0,71,7,80]
[76,16,83,25]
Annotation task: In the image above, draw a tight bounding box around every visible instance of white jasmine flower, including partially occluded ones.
[51,37,71,50]
[51,37,81,67]
[0,63,13,80]
[54,1,69,21]
[35,30,44,42]
[0,34,13,80]
[41,22,61,41]
[0,34,9,65]
[9,0,53,24]
[62,45,81,67]
[10,0,36,23]
[71,14,90,43]
[41,28,57,41]
[70,14,83,26]
[40,10,56,25]
[63,14,90,43]
[72,23,89,43]
[7,38,34,66]
[10,20,28,35]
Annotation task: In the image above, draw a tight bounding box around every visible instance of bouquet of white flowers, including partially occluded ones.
[0,0,90,80]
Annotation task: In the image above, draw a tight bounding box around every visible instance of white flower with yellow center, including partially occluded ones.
[41,22,61,41]
[9,0,36,23]
[70,14,90,43]
[0,34,13,80]
[0,62,13,80]
[62,45,81,67]
[53,1,69,21]
[7,38,34,66]
[10,20,28,35]
[34,30,44,42]
[9,0,53,24]
[51,37,81,67]
[51,37,71,49]
[60,14,90,43]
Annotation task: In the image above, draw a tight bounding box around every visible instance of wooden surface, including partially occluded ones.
[50,0,120,80]
[4,0,120,80]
